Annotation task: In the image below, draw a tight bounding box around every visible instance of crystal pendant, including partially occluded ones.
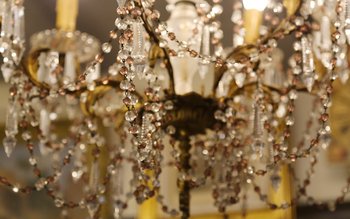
[112,168,124,199]
[87,161,100,218]
[276,103,287,118]
[234,72,246,88]
[11,3,25,64]
[86,63,100,84]
[339,69,350,84]
[0,1,12,55]
[253,139,264,158]
[301,36,315,74]
[344,0,350,44]
[89,161,100,193]
[201,25,210,56]
[39,141,50,156]
[116,0,127,7]
[302,74,315,92]
[320,16,331,50]
[1,63,13,82]
[10,43,24,65]
[319,16,332,68]
[0,1,13,38]
[40,109,50,137]
[87,199,99,219]
[270,170,281,191]
[253,104,262,137]
[37,52,48,82]
[45,51,59,85]
[5,101,18,137]
[3,136,16,157]
[301,36,315,91]
[63,52,76,84]
[131,20,145,63]
[198,63,209,80]
[12,3,25,43]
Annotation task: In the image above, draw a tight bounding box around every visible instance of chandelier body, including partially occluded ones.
[0,0,350,219]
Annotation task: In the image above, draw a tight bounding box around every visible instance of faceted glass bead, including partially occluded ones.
[120,80,131,90]
[164,100,174,110]
[118,50,129,60]
[125,111,137,122]
[102,42,112,53]
[115,18,127,30]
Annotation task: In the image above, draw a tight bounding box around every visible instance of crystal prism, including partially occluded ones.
[301,36,315,74]
[11,3,25,64]
[302,74,315,92]
[3,136,16,157]
[37,52,47,82]
[86,63,100,84]
[0,1,13,38]
[116,0,127,7]
[10,43,24,65]
[320,16,331,51]
[253,104,262,137]
[198,63,209,80]
[234,72,246,88]
[339,69,350,84]
[12,4,25,43]
[89,161,99,193]
[1,63,13,82]
[270,173,281,191]
[345,0,350,44]
[131,21,145,62]
[40,109,50,137]
[5,102,18,137]
[45,51,59,85]
[201,25,210,56]
[87,199,99,219]
[112,169,124,198]
[63,52,76,83]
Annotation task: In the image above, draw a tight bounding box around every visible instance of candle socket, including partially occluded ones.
[56,0,78,32]
[243,9,263,44]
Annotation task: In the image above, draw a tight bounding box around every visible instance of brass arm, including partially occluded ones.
[136,1,176,95]
[213,0,301,96]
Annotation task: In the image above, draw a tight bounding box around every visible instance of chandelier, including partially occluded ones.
[1,0,350,218]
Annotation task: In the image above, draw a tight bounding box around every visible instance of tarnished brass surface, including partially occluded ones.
[149,44,166,68]
[164,92,219,136]
[283,0,301,16]
[213,0,301,96]
[178,135,191,219]
[26,48,52,89]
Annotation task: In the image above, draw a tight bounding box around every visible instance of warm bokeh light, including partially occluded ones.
[242,0,269,11]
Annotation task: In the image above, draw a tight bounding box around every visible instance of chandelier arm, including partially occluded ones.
[137,1,176,95]
[24,50,145,117]
[213,15,300,95]
[226,81,309,98]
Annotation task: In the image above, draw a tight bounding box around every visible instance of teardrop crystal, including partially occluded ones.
[5,102,18,137]
[63,52,76,83]
[116,0,127,7]
[3,136,16,157]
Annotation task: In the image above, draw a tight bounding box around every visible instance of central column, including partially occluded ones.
[178,131,191,219]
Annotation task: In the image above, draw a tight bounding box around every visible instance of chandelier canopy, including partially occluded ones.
[0,0,350,218]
